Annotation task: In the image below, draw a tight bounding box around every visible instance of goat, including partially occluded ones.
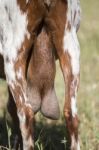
[0,0,81,150]
[0,26,59,149]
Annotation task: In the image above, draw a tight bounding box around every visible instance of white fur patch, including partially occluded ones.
[4,60,16,89]
[70,77,78,117]
[67,0,81,30]
[23,135,34,150]
[71,134,80,150]
[0,0,28,86]
[26,0,29,4]
[63,28,80,75]
[63,0,81,75]
[16,67,23,80]
[23,136,34,150]
[44,0,51,6]
[77,141,80,150]
[71,97,77,117]
[18,109,26,124]
[19,96,23,103]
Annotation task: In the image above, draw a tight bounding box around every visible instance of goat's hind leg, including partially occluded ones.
[7,88,23,150]
[17,103,34,150]
[49,0,81,148]
[59,39,80,150]
[59,31,80,150]
[52,22,80,150]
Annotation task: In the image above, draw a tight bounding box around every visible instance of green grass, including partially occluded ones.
[78,0,99,149]
[0,0,99,149]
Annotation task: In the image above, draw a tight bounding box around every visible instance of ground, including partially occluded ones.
[0,0,99,149]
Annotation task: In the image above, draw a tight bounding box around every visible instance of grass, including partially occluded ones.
[78,0,99,149]
[0,0,99,149]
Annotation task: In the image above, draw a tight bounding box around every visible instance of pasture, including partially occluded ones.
[0,0,99,149]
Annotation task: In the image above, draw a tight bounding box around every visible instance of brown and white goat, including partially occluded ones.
[0,0,81,150]
[0,27,59,149]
